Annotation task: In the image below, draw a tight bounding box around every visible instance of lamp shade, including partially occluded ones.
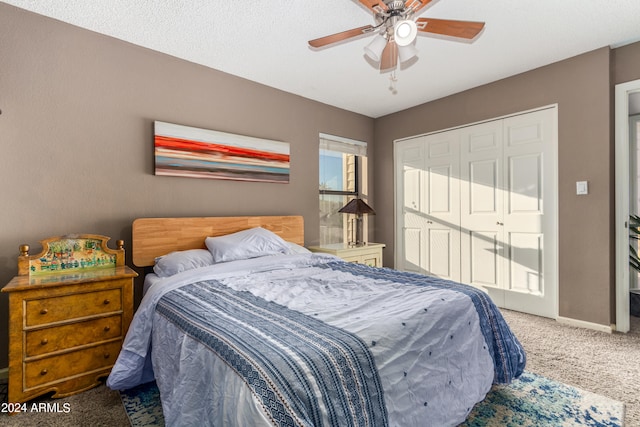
[338,198,376,215]
[398,43,418,63]
[394,20,418,47]
[364,34,388,62]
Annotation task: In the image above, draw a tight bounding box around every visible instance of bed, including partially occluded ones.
[107,215,525,427]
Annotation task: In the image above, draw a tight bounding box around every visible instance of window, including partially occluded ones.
[319,134,368,245]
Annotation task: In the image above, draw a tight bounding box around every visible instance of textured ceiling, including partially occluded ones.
[4,0,640,118]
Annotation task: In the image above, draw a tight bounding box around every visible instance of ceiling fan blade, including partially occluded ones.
[308,25,375,48]
[356,0,388,13]
[380,40,398,71]
[405,0,434,14]
[415,17,485,40]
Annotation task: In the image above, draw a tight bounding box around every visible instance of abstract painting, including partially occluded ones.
[154,121,290,183]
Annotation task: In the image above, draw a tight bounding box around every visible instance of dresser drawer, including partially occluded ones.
[24,340,122,389]
[340,255,362,263]
[25,288,122,327]
[25,315,123,357]
[361,255,381,267]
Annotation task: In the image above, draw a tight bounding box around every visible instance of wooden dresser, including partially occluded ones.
[1,234,137,405]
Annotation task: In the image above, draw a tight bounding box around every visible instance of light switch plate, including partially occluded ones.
[576,181,588,195]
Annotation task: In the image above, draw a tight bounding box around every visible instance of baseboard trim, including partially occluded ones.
[0,368,8,380]
[557,316,613,333]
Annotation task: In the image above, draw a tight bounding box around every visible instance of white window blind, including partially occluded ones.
[319,133,367,157]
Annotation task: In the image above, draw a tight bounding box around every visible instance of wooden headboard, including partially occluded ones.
[132,216,304,267]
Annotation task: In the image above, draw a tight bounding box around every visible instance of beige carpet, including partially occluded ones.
[1,311,638,426]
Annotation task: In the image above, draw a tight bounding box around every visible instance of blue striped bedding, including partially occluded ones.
[157,280,388,427]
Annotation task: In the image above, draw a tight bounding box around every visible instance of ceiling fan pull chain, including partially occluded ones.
[388,71,398,95]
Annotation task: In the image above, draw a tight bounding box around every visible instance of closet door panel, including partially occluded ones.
[395,132,460,281]
[429,165,453,214]
[507,232,543,294]
[508,154,543,215]
[397,141,427,274]
[502,108,557,318]
[402,228,423,274]
[460,120,504,288]
[423,132,460,281]
[429,229,453,278]
[468,230,501,287]
[469,160,499,214]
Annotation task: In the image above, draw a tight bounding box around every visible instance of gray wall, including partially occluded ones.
[0,4,374,368]
[613,42,640,85]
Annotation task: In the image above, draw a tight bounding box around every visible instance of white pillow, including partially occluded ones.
[153,249,214,277]
[205,227,291,263]
[287,242,311,254]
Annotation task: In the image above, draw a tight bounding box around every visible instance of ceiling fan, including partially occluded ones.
[308,0,485,71]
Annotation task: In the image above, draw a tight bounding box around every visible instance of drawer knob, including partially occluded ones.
[40,338,48,346]
[40,308,48,315]
[103,299,110,305]
[103,326,111,332]
[40,369,48,376]
[104,353,111,359]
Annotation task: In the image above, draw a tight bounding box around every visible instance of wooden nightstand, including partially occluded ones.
[1,235,137,406]
[308,242,385,267]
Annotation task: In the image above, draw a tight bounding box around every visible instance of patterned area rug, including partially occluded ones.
[120,371,624,427]
[120,380,165,427]
[461,371,624,427]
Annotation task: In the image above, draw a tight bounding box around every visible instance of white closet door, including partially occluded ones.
[498,108,557,318]
[424,132,461,281]
[459,120,505,294]
[395,132,460,281]
[395,107,557,319]
[396,139,426,274]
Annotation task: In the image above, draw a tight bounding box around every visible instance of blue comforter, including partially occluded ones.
[108,254,525,427]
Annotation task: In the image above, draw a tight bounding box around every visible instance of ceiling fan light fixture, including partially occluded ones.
[398,43,418,63]
[364,34,388,62]
[394,20,417,47]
